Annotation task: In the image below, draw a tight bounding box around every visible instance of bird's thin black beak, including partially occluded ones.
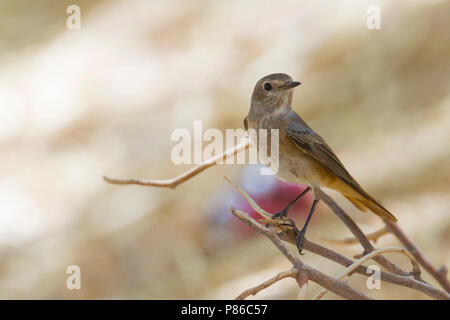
[283,81,301,89]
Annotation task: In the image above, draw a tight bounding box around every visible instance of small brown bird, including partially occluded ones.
[244,73,397,254]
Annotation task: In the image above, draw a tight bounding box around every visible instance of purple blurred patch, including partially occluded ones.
[204,165,315,240]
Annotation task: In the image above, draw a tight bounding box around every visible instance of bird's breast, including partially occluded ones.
[250,117,333,187]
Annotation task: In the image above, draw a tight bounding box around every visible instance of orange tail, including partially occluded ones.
[346,195,397,222]
[329,178,398,222]
[344,196,367,212]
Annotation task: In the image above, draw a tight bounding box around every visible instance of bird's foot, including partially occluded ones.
[296,230,306,255]
[269,213,306,255]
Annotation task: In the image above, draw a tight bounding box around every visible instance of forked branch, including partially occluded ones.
[230,207,373,300]
[104,137,450,297]
[227,178,449,300]
[313,246,419,300]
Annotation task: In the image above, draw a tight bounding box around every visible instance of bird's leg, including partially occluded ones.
[272,187,311,219]
[296,199,319,255]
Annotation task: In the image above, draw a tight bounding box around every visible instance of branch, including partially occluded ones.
[303,239,449,299]
[227,178,449,300]
[321,193,420,279]
[104,137,250,188]
[228,178,418,278]
[235,269,298,300]
[230,207,373,300]
[322,193,450,292]
[104,139,449,298]
[224,176,272,219]
[385,220,450,293]
[322,226,388,245]
[314,246,420,300]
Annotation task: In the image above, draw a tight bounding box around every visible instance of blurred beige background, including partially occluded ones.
[0,0,449,299]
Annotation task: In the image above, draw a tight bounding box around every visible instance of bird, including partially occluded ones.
[244,73,397,254]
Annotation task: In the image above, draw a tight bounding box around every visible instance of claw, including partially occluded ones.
[279,218,297,230]
[296,231,306,255]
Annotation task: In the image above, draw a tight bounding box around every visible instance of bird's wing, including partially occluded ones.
[286,113,366,196]
[286,112,398,222]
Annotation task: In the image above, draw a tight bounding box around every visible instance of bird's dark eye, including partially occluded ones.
[263,82,272,91]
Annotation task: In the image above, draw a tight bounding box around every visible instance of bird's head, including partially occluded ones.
[250,73,301,115]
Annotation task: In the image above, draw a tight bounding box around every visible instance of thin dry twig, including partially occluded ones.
[385,220,450,293]
[235,269,298,300]
[314,246,419,300]
[224,176,272,219]
[322,226,388,245]
[104,137,250,188]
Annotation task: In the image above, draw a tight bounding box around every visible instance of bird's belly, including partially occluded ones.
[274,145,333,188]
[275,153,315,186]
